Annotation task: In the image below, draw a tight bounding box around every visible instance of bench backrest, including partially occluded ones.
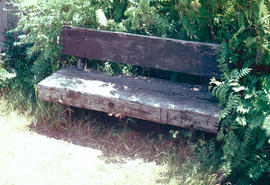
[61,26,220,77]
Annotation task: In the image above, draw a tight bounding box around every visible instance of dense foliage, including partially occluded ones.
[209,0,270,183]
[1,0,269,184]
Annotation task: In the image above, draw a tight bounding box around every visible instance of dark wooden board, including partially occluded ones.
[61,27,220,77]
[38,66,220,133]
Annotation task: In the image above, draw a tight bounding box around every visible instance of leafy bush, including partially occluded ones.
[0,65,16,90]
[171,1,270,183]
[210,0,270,183]
[7,0,177,81]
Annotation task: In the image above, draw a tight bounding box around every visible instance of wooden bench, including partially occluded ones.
[38,26,221,133]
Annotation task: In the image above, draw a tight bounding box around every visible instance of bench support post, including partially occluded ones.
[77,58,85,70]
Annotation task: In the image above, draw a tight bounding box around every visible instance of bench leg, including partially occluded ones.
[77,58,85,70]
[62,105,74,124]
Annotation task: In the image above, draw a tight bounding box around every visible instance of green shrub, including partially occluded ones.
[172,1,270,183]
[209,0,270,183]
[0,65,16,90]
[7,0,177,81]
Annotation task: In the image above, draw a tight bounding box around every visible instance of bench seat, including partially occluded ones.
[38,66,220,133]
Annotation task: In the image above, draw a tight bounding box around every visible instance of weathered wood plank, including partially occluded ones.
[61,27,220,77]
[38,66,220,133]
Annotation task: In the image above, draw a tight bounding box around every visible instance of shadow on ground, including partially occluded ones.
[29,108,194,164]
